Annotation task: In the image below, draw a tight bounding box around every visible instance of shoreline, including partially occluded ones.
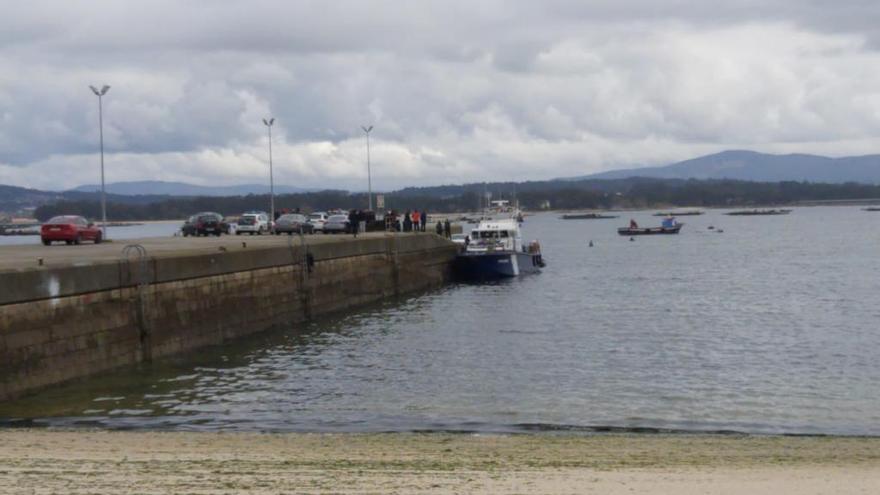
[1,430,877,493]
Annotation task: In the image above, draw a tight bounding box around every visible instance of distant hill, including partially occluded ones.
[70,180,314,196]
[0,185,64,213]
[0,184,174,214]
[577,150,880,184]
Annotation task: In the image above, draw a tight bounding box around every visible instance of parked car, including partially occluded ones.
[41,215,103,245]
[323,214,350,234]
[182,212,225,237]
[275,214,314,235]
[236,213,270,235]
[308,212,329,232]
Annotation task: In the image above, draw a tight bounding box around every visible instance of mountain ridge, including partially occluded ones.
[571,150,880,183]
[70,180,314,196]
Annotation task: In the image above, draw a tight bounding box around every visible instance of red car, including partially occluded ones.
[41,215,103,245]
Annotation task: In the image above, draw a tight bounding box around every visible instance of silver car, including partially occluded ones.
[275,214,314,235]
[323,214,350,234]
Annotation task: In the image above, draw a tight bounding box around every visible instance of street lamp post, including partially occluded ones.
[262,118,275,227]
[89,84,111,239]
[361,125,373,210]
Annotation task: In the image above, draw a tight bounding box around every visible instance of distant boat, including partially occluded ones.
[618,225,683,236]
[863,207,880,211]
[725,209,792,216]
[653,210,704,216]
[561,213,618,220]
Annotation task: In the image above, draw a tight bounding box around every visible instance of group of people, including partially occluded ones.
[345,209,454,238]
[435,219,452,238]
[400,210,427,232]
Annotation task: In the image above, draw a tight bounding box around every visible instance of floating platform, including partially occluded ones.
[653,211,704,216]
[561,213,619,220]
[725,209,792,216]
[617,225,683,236]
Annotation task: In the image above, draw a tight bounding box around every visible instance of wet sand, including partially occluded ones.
[0,431,878,494]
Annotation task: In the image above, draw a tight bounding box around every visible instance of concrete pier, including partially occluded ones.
[0,233,457,401]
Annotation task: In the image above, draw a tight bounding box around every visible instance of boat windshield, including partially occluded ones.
[475,230,510,239]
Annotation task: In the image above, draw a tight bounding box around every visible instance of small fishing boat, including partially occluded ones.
[862,207,880,212]
[617,225,683,236]
[725,209,792,216]
[561,213,618,220]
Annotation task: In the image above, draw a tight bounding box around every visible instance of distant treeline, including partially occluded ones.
[33,178,880,221]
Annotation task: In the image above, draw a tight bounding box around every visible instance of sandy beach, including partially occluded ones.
[0,431,877,494]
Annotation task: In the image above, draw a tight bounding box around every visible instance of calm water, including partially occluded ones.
[3,207,880,435]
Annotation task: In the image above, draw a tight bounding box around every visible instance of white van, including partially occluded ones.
[236,213,270,235]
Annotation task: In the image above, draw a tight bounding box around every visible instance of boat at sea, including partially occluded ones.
[725,209,792,216]
[618,216,683,236]
[862,207,880,212]
[455,217,544,278]
[617,225,683,236]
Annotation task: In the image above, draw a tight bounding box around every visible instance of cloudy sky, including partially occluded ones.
[2,1,880,191]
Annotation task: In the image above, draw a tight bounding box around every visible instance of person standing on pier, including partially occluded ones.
[436,221,443,235]
[443,219,451,238]
[349,209,359,238]
[403,211,412,232]
[420,210,427,232]
[411,210,420,232]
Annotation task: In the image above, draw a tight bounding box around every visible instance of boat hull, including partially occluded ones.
[454,251,543,279]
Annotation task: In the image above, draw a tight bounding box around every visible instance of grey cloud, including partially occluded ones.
[3,0,880,190]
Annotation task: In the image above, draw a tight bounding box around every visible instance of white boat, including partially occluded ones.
[454,217,543,278]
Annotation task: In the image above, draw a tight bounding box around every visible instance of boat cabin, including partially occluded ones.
[466,219,521,253]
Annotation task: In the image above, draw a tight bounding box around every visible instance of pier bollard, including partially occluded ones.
[38,258,43,266]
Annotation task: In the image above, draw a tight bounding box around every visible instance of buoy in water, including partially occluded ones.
[630,237,635,242]
[589,240,594,247]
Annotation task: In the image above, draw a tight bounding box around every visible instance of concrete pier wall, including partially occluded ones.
[0,234,456,401]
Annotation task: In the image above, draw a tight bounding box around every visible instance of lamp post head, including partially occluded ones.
[263,118,275,127]
[362,125,373,134]
[90,85,110,96]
